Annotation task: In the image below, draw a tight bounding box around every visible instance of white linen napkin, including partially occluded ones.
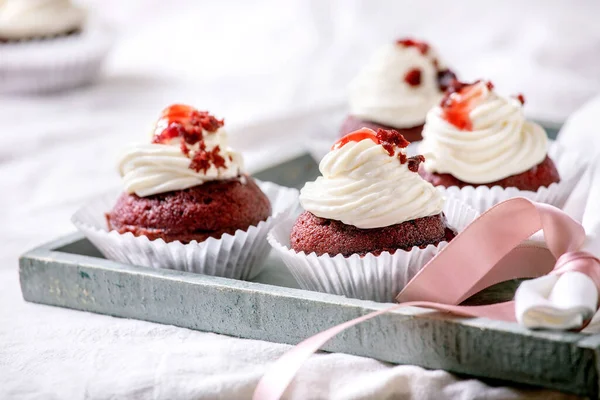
[514,97,600,330]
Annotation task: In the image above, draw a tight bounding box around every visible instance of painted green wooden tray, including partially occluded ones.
[19,149,600,399]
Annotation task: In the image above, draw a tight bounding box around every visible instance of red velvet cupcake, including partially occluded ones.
[341,38,457,143]
[416,80,583,213]
[73,104,298,280]
[267,128,478,302]
[294,128,451,256]
[418,80,560,191]
[0,1,114,95]
[0,0,85,42]
[106,104,271,244]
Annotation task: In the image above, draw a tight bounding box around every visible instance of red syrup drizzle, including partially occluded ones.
[332,128,424,172]
[152,104,226,173]
[440,80,492,131]
[332,128,379,150]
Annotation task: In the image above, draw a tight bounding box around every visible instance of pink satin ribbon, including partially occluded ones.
[253,198,600,400]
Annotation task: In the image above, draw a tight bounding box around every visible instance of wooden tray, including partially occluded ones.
[19,149,599,399]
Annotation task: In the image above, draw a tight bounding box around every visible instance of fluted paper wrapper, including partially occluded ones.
[268,198,478,302]
[72,181,299,280]
[0,20,113,94]
[435,144,586,213]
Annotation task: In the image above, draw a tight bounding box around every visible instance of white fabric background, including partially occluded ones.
[2,1,599,398]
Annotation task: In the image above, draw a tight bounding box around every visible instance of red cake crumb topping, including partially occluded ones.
[440,80,491,131]
[396,38,430,55]
[376,128,410,156]
[189,143,227,173]
[333,129,422,172]
[154,104,223,145]
[515,93,526,105]
[407,155,425,172]
[404,68,422,86]
[152,104,227,173]
[399,152,407,164]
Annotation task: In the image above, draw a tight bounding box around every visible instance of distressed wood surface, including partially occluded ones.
[19,233,600,398]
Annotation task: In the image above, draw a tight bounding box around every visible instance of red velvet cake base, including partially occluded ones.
[418,156,560,191]
[290,211,455,257]
[107,176,271,243]
[339,115,424,143]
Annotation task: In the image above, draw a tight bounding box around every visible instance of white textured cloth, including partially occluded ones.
[2,0,599,398]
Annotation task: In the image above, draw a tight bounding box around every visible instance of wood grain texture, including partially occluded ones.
[19,233,600,398]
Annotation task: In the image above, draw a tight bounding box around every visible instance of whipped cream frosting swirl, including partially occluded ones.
[119,108,244,197]
[0,0,85,40]
[300,130,444,229]
[349,41,447,128]
[420,82,548,184]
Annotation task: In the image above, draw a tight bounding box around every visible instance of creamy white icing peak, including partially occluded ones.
[348,41,446,128]
[300,131,444,229]
[119,126,244,197]
[420,82,548,184]
[0,0,85,40]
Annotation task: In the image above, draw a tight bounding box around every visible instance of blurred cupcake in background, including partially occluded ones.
[0,0,85,42]
[0,0,113,94]
[340,38,457,143]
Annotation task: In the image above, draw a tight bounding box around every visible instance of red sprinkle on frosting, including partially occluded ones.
[395,38,458,92]
[515,93,526,105]
[333,128,423,172]
[152,104,227,173]
[440,80,491,131]
[404,68,422,86]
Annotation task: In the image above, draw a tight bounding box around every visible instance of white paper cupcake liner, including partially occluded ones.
[268,198,479,302]
[72,180,299,280]
[0,19,114,94]
[433,143,586,213]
